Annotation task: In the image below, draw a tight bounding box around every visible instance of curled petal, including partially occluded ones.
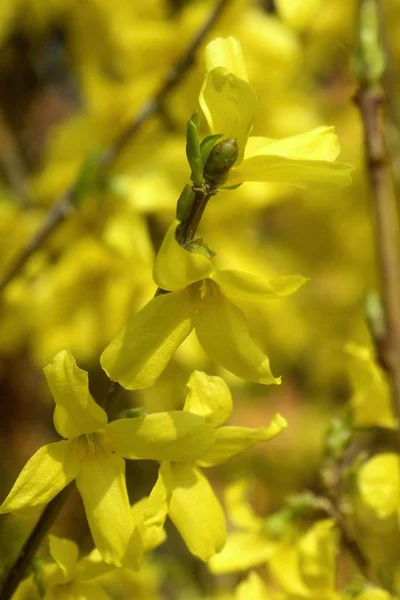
[100,289,195,390]
[198,414,287,467]
[168,463,226,561]
[200,37,257,163]
[76,452,143,569]
[105,411,215,462]
[44,350,107,439]
[209,532,276,573]
[183,370,232,427]
[212,270,307,301]
[153,220,214,291]
[0,441,79,514]
[48,535,79,581]
[194,280,280,384]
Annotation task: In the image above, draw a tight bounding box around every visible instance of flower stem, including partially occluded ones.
[0,0,230,294]
[354,0,400,443]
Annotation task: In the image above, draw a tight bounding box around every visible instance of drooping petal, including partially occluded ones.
[75,451,143,569]
[105,411,215,462]
[0,441,79,513]
[167,463,226,561]
[297,519,337,595]
[44,350,108,439]
[224,479,262,531]
[212,270,307,301]
[153,220,214,291]
[194,280,280,384]
[183,370,232,427]
[235,572,271,600]
[199,37,257,163]
[358,453,400,519]
[198,414,287,467]
[100,289,195,390]
[208,532,276,573]
[48,535,79,582]
[131,462,172,552]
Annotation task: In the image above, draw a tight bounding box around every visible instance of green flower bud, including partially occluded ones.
[204,138,238,187]
[186,111,203,185]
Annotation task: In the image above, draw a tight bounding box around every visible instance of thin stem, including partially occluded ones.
[0,108,31,207]
[0,0,230,294]
[355,84,400,445]
[0,484,73,600]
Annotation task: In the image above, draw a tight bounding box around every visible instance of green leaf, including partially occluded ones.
[186,111,203,185]
[200,134,223,168]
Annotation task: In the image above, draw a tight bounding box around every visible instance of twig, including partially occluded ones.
[0,0,229,294]
[0,484,73,600]
[0,108,31,207]
[354,0,400,446]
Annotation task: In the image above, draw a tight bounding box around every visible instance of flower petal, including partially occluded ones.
[153,220,214,291]
[198,414,287,466]
[0,441,79,513]
[194,280,280,384]
[212,270,307,301]
[235,572,271,600]
[48,535,79,581]
[61,582,112,600]
[44,350,108,439]
[200,37,257,163]
[208,532,276,573]
[105,411,215,462]
[358,453,400,519]
[168,463,226,561]
[229,155,353,188]
[183,370,232,427]
[100,289,195,390]
[224,479,262,531]
[131,462,172,552]
[75,452,143,569]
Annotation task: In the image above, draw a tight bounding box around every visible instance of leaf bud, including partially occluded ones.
[204,138,238,187]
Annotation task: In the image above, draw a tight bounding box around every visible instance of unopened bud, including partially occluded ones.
[204,138,238,187]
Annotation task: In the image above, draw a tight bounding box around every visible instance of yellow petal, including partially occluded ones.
[228,127,353,188]
[183,370,232,427]
[132,462,171,552]
[100,289,195,390]
[48,534,79,582]
[105,411,215,462]
[60,582,112,600]
[235,572,271,600]
[345,343,396,429]
[298,519,337,594]
[269,543,309,597]
[224,479,262,531]
[198,414,287,466]
[200,37,257,163]
[356,589,393,600]
[153,220,214,291]
[168,463,226,561]
[194,280,280,384]
[0,441,79,513]
[358,453,400,519]
[75,451,143,569]
[212,270,307,301]
[44,350,107,439]
[209,532,276,573]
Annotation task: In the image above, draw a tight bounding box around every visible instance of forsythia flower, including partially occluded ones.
[0,350,216,568]
[235,572,272,600]
[130,371,286,562]
[101,221,306,389]
[200,37,353,189]
[358,453,400,520]
[345,343,396,429]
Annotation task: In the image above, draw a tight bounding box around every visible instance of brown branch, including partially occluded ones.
[0,0,230,294]
[0,484,73,600]
[354,3,400,447]
[0,108,31,207]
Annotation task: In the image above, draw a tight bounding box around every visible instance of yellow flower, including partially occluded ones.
[235,572,272,600]
[0,350,216,568]
[345,343,396,430]
[101,221,306,389]
[132,371,286,562]
[199,37,353,189]
[358,453,400,520]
